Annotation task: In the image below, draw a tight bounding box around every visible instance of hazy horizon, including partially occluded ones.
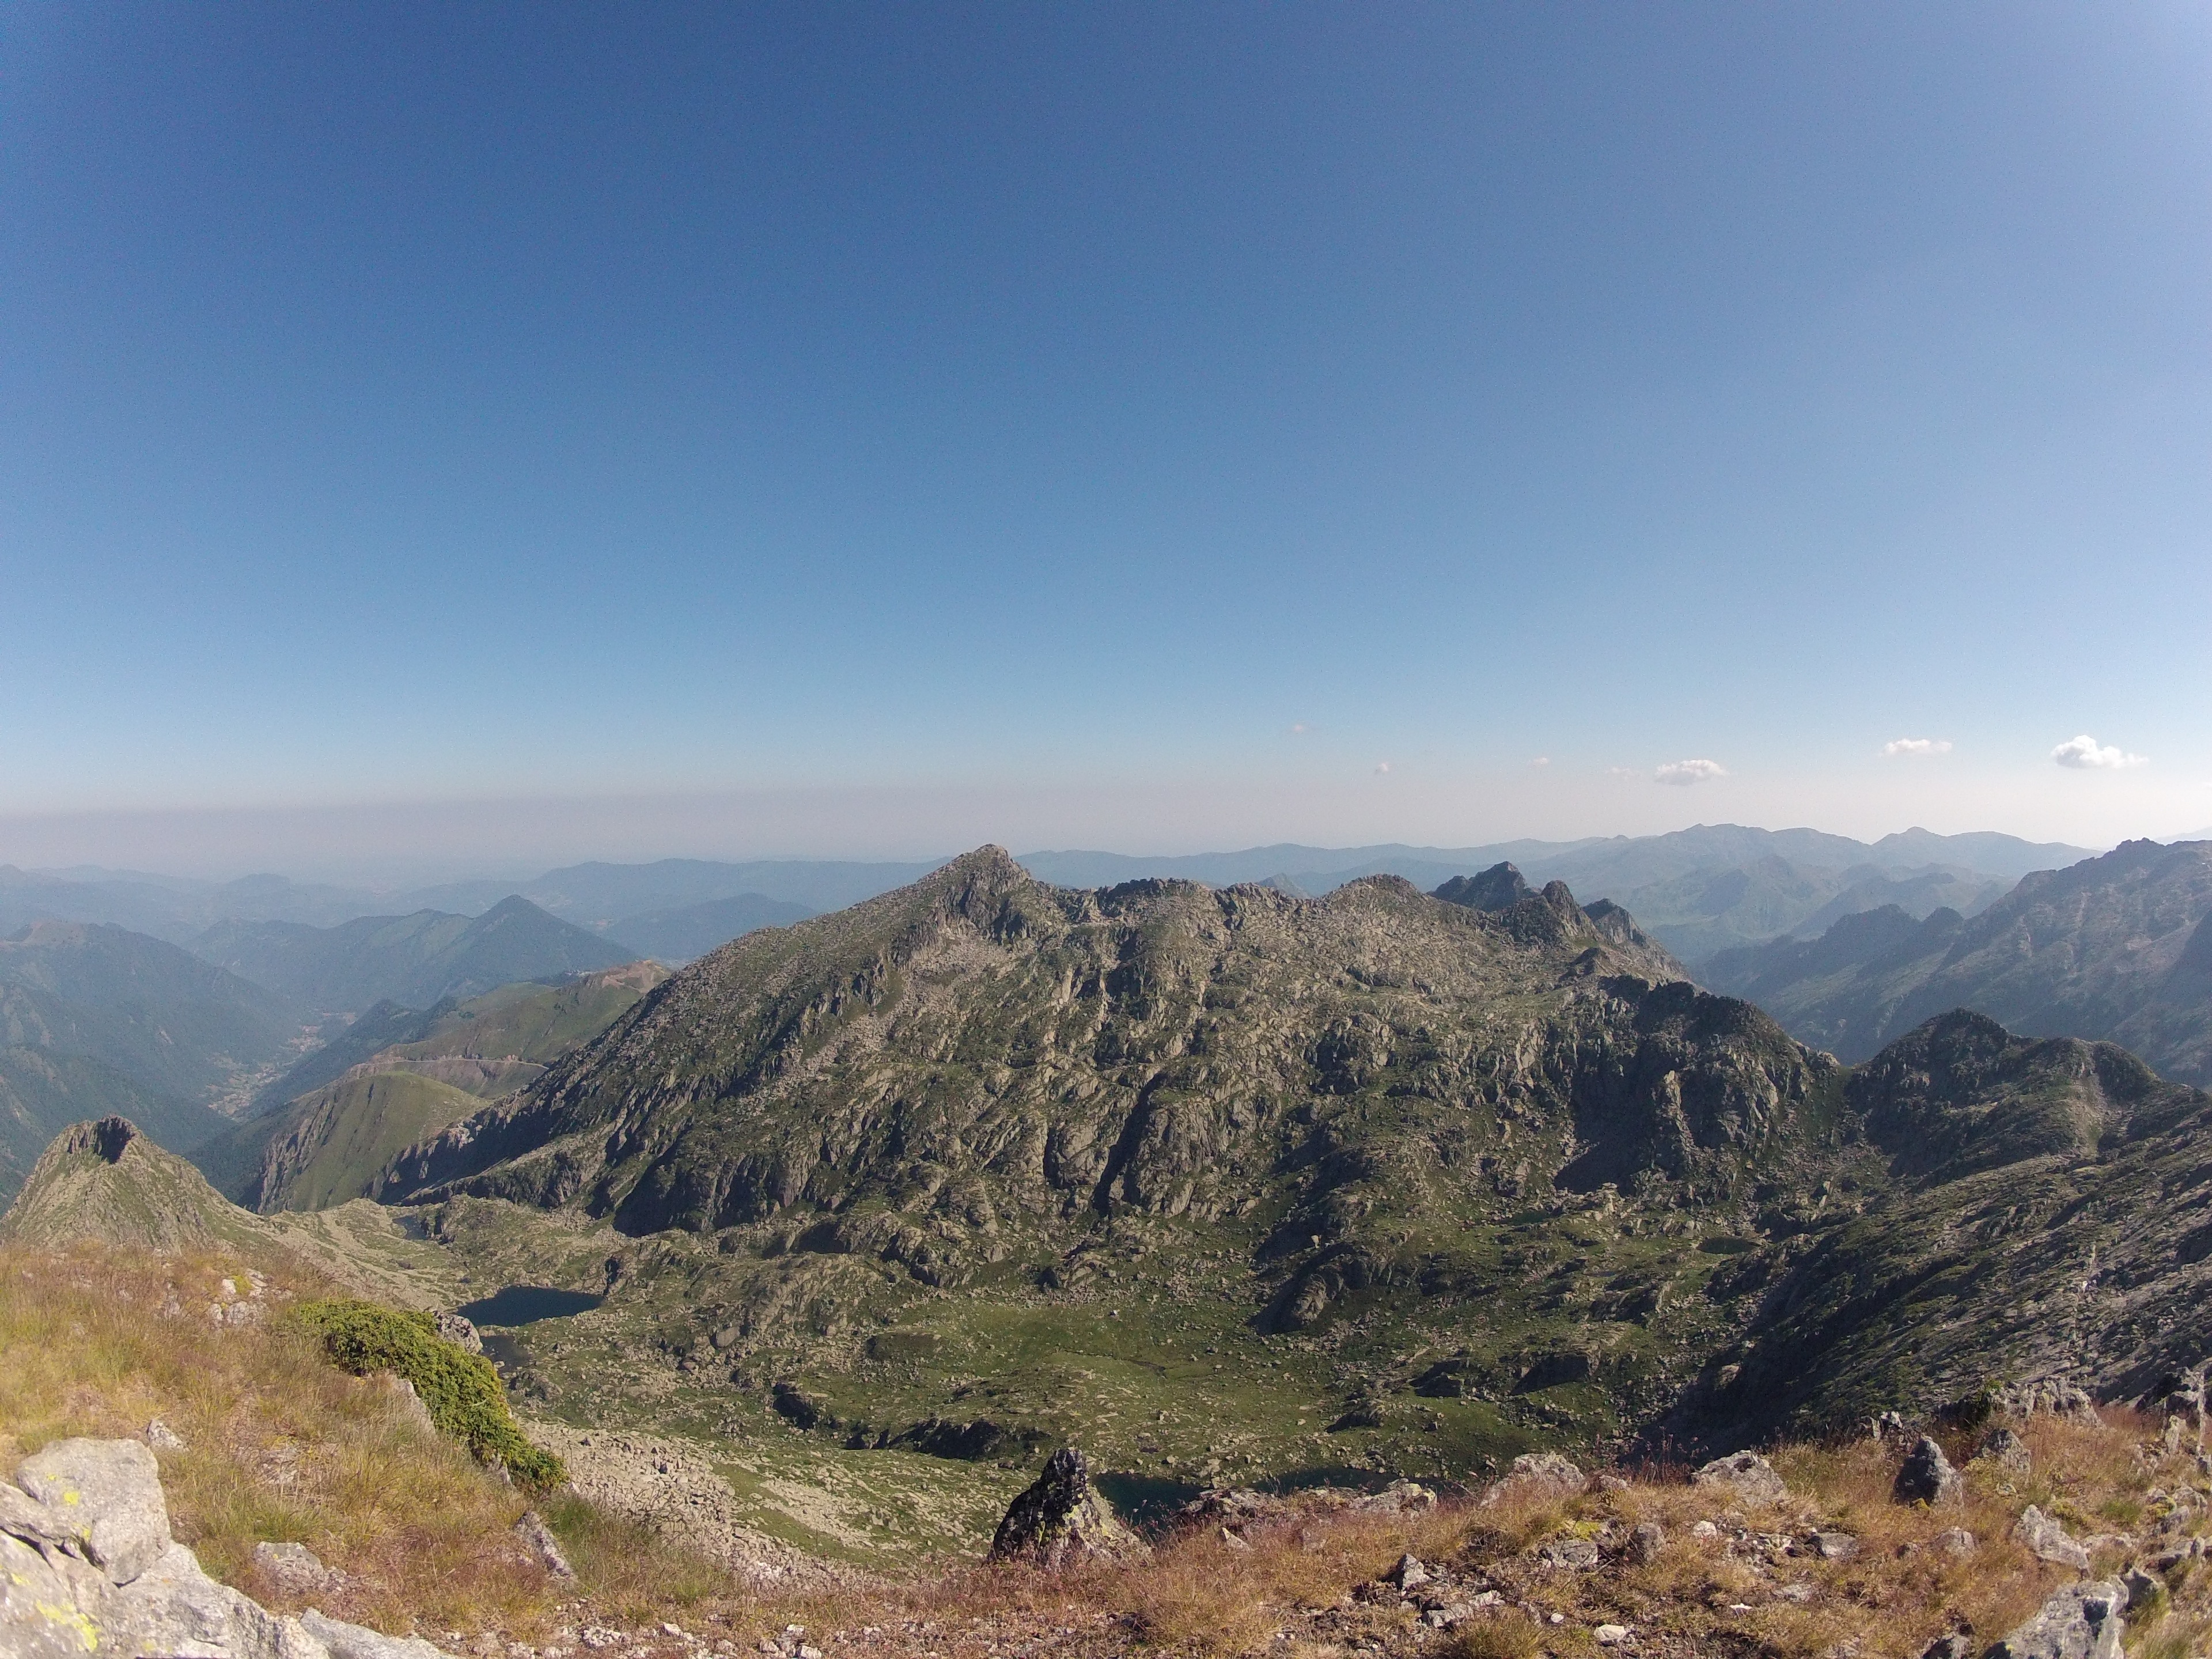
[0,788,2177,889]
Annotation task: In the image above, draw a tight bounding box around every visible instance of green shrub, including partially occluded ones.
[294,1298,565,1490]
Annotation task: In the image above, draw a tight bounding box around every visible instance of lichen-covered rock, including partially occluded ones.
[1979,1426,2032,1471]
[0,1525,107,1658]
[0,1437,451,1659]
[988,1446,1145,1569]
[1893,1436,1964,1506]
[1692,1449,1787,1503]
[16,1437,172,1585]
[1987,1581,2127,1659]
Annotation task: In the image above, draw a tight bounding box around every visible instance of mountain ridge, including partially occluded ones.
[194,895,635,1013]
[1704,838,2212,1081]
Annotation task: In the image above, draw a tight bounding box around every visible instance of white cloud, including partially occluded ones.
[2052,734,2147,770]
[1528,756,1550,768]
[1883,737,1953,757]
[1655,758,1728,786]
[1373,760,1392,774]
[1289,722,1310,735]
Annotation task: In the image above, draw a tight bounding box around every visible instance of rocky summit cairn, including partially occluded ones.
[988,1447,1145,1570]
[1893,1435,1965,1506]
[0,1437,454,1659]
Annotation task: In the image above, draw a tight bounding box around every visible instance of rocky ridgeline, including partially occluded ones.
[0,1436,454,1659]
[345,847,2212,1462]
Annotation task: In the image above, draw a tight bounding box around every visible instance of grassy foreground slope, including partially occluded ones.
[247,1069,488,1212]
[7,1237,2212,1659]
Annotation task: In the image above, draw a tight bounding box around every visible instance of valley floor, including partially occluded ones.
[6,1239,2211,1659]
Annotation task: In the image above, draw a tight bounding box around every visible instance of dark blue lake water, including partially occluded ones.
[457,1285,603,1327]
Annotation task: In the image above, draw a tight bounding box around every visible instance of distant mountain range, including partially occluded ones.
[194,895,635,1013]
[0,825,2100,976]
[0,921,309,1201]
[0,864,407,941]
[1703,838,2212,1083]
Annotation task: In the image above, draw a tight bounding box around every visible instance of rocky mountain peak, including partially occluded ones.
[59,1115,139,1163]
[1433,862,1533,911]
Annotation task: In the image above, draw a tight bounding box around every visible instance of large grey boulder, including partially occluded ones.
[0,1437,455,1659]
[1692,1449,1788,1503]
[17,1437,172,1584]
[1987,1581,2127,1659]
[988,1446,1146,1569]
[104,1540,323,1659]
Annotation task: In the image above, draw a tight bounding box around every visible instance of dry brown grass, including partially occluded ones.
[0,1241,573,1637]
[820,1407,2209,1659]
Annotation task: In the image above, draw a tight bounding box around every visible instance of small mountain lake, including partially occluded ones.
[456,1285,603,1327]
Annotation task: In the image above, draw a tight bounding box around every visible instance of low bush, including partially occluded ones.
[293,1297,565,1490]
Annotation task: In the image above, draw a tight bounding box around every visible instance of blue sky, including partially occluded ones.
[2,2,2208,870]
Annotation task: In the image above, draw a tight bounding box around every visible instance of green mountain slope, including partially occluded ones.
[0,921,308,1202]
[0,1047,230,1204]
[196,894,636,1013]
[361,848,2212,1490]
[0,921,304,1103]
[1705,838,2212,1079]
[1680,1010,2212,1444]
[246,1069,487,1212]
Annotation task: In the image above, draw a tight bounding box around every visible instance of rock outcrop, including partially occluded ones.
[1988,1581,2128,1659]
[0,1437,451,1659]
[1893,1436,1964,1506]
[1692,1450,1787,1503]
[988,1447,1145,1569]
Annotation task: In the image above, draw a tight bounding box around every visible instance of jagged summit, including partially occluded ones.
[1432,861,1532,911]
